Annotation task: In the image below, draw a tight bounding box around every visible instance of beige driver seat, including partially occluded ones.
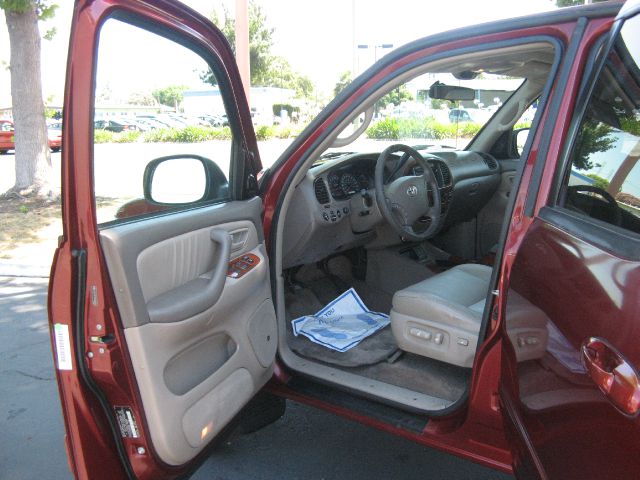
[390,264,548,368]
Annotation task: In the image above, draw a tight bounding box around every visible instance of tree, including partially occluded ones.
[586,174,610,192]
[201,3,315,100]
[333,71,353,97]
[573,119,616,171]
[201,1,274,87]
[294,74,314,100]
[261,57,314,99]
[128,91,157,107]
[152,85,187,110]
[1,0,57,197]
[377,85,414,109]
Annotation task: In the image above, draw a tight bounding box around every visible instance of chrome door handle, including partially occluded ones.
[582,337,640,417]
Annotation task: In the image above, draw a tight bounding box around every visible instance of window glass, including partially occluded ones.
[94,19,232,225]
[321,71,526,157]
[560,18,640,235]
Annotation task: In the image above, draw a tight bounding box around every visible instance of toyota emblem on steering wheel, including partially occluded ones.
[406,185,418,197]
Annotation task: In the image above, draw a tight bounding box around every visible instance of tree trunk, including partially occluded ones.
[4,4,53,197]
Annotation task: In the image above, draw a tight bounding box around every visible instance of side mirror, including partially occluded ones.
[514,128,530,157]
[143,154,227,204]
[429,81,476,101]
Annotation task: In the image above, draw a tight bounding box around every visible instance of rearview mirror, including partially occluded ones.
[429,81,476,101]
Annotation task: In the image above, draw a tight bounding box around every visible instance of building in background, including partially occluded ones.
[183,86,296,124]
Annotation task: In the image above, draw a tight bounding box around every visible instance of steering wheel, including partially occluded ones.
[375,144,442,241]
[566,185,622,226]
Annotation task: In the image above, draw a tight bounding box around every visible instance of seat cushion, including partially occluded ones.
[392,264,492,332]
[390,263,548,368]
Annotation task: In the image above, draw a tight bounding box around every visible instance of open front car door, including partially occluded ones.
[48,1,275,478]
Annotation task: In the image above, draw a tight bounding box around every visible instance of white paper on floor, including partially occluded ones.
[291,288,390,352]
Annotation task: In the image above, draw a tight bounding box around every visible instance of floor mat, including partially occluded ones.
[288,327,399,367]
[286,285,398,367]
[284,261,469,401]
[351,353,469,401]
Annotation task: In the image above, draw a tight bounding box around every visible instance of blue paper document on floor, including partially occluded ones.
[291,288,390,352]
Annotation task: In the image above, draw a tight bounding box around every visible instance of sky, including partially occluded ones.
[0,0,558,107]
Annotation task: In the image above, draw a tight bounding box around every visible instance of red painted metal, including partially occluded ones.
[582,337,640,416]
[49,1,629,479]
[492,15,634,480]
[507,220,640,479]
[50,1,258,478]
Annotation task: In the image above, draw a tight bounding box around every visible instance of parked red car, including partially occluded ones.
[0,119,62,154]
[49,1,640,479]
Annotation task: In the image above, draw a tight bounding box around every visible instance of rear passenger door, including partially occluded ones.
[502,3,640,478]
[49,2,277,479]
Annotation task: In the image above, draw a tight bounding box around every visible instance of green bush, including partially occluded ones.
[175,125,213,143]
[94,129,115,143]
[366,117,484,141]
[272,103,299,117]
[209,126,232,140]
[92,124,293,144]
[586,173,611,191]
[430,122,456,139]
[114,130,142,143]
[142,128,176,143]
[365,118,401,140]
[255,125,275,141]
[621,117,640,136]
[514,121,532,130]
[458,122,482,138]
[140,126,231,143]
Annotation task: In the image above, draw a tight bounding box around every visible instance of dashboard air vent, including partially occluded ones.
[313,177,330,204]
[429,161,452,188]
[479,152,499,170]
[439,163,452,186]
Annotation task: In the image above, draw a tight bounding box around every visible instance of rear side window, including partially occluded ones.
[558,20,640,235]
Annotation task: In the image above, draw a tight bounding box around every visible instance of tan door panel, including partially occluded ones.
[99,198,277,465]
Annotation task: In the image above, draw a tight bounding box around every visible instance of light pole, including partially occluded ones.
[356,43,393,72]
[357,44,393,117]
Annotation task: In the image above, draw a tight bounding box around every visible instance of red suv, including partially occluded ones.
[49,1,640,479]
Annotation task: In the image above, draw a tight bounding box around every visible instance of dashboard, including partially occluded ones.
[282,148,502,269]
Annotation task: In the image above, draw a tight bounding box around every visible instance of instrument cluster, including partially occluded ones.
[327,169,371,200]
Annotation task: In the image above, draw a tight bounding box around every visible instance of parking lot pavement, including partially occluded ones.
[0,275,512,480]
[0,276,68,480]
[192,402,512,480]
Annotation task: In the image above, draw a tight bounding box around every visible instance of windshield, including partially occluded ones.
[322,72,527,161]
